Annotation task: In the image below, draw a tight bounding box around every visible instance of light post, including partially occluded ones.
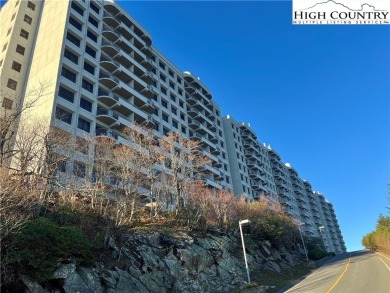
[298,223,308,261]
[239,219,251,284]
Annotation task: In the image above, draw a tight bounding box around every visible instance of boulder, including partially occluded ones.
[53,263,76,279]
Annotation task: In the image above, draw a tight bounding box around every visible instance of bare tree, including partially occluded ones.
[0,83,49,167]
[158,132,210,216]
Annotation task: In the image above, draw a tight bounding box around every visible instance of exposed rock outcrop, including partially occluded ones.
[22,231,303,293]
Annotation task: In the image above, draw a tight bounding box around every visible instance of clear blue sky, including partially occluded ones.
[121,0,390,252]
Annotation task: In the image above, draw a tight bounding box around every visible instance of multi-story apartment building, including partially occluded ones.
[0,0,344,253]
[222,115,346,253]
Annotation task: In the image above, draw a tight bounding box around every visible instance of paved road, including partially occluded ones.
[285,250,390,293]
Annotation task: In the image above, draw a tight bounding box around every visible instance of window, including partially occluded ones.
[172,120,178,129]
[88,16,99,28]
[178,89,183,95]
[169,82,175,90]
[82,79,93,93]
[71,1,84,16]
[152,94,158,101]
[87,30,97,42]
[11,13,16,21]
[66,32,80,47]
[170,94,176,102]
[159,61,165,70]
[64,49,78,64]
[73,161,86,178]
[24,14,32,24]
[80,97,92,112]
[58,86,74,103]
[162,113,169,122]
[7,79,17,90]
[169,69,174,77]
[55,107,72,124]
[180,113,185,121]
[78,117,91,133]
[179,101,184,108]
[154,108,159,116]
[2,98,13,110]
[12,61,21,72]
[85,45,96,58]
[69,16,82,31]
[163,127,169,136]
[181,126,186,134]
[27,1,36,11]
[83,62,95,75]
[7,27,12,36]
[177,77,182,84]
[161,87,166,95]
[160,74,166,82]
[61,67,77,83]
[16,44,25,55]
[161,99,168,108]
[2,43,7,52]
[171,106,177,115]
[20,29,29,39]
[154,122,160,131]
[90,2,100,14]
[57,159,67,173]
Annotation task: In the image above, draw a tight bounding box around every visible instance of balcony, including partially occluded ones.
[213,159,223,168]
[101,39,121,57]
[141,58,153,71]
[95,128,119,141]
[100,55,119,73]
[185,83,196,94]
[102,25,120,42]
[96,108,119,126]
[99,71,119,89]
[98,88,119,107]
[141,45,152,57]
[141,71,154,84]
[140,85,155,99]
[103,11,121,28]
[140,99,154,114]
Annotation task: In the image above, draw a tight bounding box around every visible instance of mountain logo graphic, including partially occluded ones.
[292,0,390,25]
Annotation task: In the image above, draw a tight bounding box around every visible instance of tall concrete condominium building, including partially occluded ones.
[223,115,346,253]
[0,0,232,190]
[0,0,344,253]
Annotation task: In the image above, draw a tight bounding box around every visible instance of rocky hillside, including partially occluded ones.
[21,231,304,293]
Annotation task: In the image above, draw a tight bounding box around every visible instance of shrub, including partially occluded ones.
[3,217,94,281]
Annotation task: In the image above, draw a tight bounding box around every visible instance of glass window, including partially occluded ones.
[169,69,174,77]
[159,61,165,70]
[170,94,176,102]
[169,82,175,90]
[160,74,166,82]
[87,30,97,42]
[11,13,16,21]
[88,15,98,28]
[20,29,29,39]
[16,44,25,55]
[80,97,92,112]
[24,14,32,24]
[161,87,166,95]
[71,1,84,16]
[85,45,96,58]
[161,99,168,108]
[12,61,21,72]
[64,49,78,64]
[82,79,94,93]
[55,107,72,124]
[90,2,100,14]
[61,67,77,83]
[58,86,74,103]
[27,1,36,11]
[7,27,12,36]
[162,113,168,122]
[66,32,80,47]
[7,79,17,90]
[83,62,95,75]
[2,98,13,110]
[69,16,82,31]
[78,117,91,133]
[172,120,178,129]
[171,106,177,115]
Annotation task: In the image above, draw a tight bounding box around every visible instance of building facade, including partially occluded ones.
[0,0,345,253]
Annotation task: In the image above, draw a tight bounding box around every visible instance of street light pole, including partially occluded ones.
[298,223,308,261]
[239,219,251,284]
